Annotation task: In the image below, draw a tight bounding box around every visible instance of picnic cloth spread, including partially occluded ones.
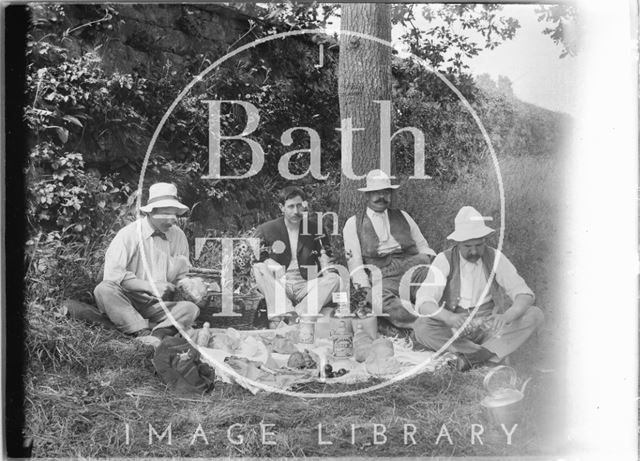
[186,325,450,394]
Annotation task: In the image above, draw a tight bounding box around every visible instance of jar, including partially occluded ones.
[298,316,316,344]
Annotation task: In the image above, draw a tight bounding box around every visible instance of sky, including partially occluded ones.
[462,5,582,116]
[326,4,583,116]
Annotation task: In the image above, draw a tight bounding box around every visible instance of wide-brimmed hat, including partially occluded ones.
[139,183,189,215]
[447,206,495,242]
[357,169,400,192]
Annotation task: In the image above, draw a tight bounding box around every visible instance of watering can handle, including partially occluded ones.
[520,376,532,395]
[483,365,518,392]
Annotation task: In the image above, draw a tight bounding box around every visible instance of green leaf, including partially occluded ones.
[63,115,83,127]
[56,127,69,144]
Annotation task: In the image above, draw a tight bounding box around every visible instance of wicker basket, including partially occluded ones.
[197,290,262,329]
[184,268,262,330]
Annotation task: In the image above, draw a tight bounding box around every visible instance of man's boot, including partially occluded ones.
[455,347,496,372]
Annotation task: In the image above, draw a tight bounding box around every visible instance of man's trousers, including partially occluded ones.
[252,264,341,318]
[94,280,200,334]
[412,303,544,360]
[374,253,432,328]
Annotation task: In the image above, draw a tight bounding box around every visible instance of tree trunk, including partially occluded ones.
[338,3,392,226]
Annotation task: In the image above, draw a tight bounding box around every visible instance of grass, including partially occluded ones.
[400,153,563,319]
[24,313,560,457]
[23,153,567,457]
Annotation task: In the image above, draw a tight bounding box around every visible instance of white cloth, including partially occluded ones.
[197,326,445,394]
[415,249,535,312]
[343,208,436,288]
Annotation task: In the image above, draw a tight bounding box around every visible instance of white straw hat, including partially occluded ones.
[447,206,495,242]
[139,183,188,215]
[357,169,400,192]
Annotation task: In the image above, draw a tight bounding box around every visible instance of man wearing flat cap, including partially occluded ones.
[412,206,544,371]
[94,182,199,346]
[342,169,436,328]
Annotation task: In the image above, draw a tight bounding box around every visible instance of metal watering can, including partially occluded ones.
[480,365,531,428]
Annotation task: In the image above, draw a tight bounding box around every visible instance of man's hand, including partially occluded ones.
[444,312,474,337]
[489,310,518,333]
[150,281,176,300]
[319,251,331,270]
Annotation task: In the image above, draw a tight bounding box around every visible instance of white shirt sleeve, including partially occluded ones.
[103,230,136,284]
[414,252,450,313]
[494,251,535,302]
[342,215,371,289]
[400,210,436,258]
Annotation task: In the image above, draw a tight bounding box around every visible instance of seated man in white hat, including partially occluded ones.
[94,182,200,346]
[343,169,436,328]
[412,206,544,371]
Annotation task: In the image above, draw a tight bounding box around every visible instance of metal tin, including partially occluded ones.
[332,320,353,358]
[298,318,316,344]
[480,366,531,427]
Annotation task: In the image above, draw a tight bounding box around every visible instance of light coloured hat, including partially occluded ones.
[139,183,189,215]
[447,206,495,242]
[357,169,400,192]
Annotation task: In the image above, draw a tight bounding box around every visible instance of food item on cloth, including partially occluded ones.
[224,356,267,381]
[365,355,401,377]
[177,277,209,304]
[207,332,241,353]
[195,322,211,347]
[288,352,306,369]
[319,363,350,379]
[368,338,394,360]
[237,335,261,358]
[287,350,317,369]
[353,324,374,363]
[272,336,299,354]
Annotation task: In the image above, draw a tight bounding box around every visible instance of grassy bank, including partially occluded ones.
[23,154,567,457]
[401,153,563,317]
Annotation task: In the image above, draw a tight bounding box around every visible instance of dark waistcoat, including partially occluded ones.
[355,208,418,268]
[441,245,510,314]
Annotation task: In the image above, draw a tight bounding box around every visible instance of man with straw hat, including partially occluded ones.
[412,206,544,371]
[343,169,436,328]
[94,182,200,347]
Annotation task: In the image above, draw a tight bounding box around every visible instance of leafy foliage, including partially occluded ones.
[25,42,141,242]
[392,4,520,75]
[23,3,568,305]
[535,4,580,58]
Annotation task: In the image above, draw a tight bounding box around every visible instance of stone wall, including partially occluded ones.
[28,4,336,233]
[31,4,260,75]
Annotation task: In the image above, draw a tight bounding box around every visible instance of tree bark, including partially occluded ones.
[338,3,392,225]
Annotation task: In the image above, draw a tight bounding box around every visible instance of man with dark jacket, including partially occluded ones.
[252,186,340,322]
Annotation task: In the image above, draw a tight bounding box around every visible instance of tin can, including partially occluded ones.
[332,320,353,358]
[298,318,316,344]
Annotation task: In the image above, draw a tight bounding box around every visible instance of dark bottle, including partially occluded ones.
[253,298,269,329]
